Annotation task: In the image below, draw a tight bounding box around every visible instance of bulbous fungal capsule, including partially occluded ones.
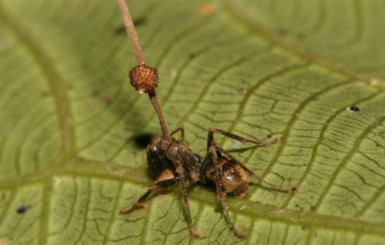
[129,64,159,94]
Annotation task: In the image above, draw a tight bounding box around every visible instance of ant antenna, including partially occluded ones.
[117,0,171,141]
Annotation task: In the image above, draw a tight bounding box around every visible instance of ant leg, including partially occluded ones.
[208,127,281,147]
[207,144,246,239]
[170,125,185,142]
[215,144,295,193]
[207,128,294,193]
[119,177,179,215]
[173,162,201,238]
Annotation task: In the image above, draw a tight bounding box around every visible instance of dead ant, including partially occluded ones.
[116,0,297,239]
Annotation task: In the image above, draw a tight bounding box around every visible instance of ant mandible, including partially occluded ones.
[117,0,297,239]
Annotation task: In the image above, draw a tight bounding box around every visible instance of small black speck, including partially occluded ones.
[296,33,305,40]
[17,205,29,214]
[189,53,196,59]
[133,17,147,27]
[266,134,272,139]
[114,25,126,35]
[92,90,99,97]
[134,133,153,148]
[347,105,360,113]
[114,17,147,35]
[310,205,316,211]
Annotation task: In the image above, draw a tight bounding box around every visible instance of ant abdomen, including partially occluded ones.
[205,158,249,197]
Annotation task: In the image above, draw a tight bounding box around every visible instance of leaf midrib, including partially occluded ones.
[0,158,384,238]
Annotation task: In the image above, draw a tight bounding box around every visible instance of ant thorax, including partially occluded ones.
[147,136,202,184]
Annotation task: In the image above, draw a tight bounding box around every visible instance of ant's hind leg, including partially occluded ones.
[208,127,281,147]
[170,125,185,142]
[206,144,246,239]
[119,177,179,215]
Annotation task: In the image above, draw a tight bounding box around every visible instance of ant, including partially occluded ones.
[117,0,297,239]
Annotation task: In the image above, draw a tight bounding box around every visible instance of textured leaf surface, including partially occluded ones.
[0,0,385,244]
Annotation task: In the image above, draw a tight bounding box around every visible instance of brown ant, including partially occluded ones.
[116,0,297,239]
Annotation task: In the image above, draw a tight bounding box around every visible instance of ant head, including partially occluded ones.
[146,136,171,179]
[147,136,164,155]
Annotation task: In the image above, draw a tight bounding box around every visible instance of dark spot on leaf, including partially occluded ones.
[297,149,304,154]
[133,17,147,27]
[310,206,316,211]
[17,204,29,214]
[189,53,196,59]
[134,133,153,148]
[114,25,126,35]
[266,134,272,139]
[346,105,361,113]
[92,90,99,97]
[277,28,287,36]
[41,91,50,97]
[296,33,305,40]
[104,92,116,105]
[114,17,147,35]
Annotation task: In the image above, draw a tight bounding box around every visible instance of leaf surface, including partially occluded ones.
[0,0,384,244]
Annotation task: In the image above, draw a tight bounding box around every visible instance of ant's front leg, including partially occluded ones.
[119,177,179,215]
[172,160,201,238]
[170,125,185,142]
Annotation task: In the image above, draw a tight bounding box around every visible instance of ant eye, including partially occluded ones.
[149,144,159,153]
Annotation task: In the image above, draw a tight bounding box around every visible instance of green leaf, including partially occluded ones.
[0,0,384,244]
